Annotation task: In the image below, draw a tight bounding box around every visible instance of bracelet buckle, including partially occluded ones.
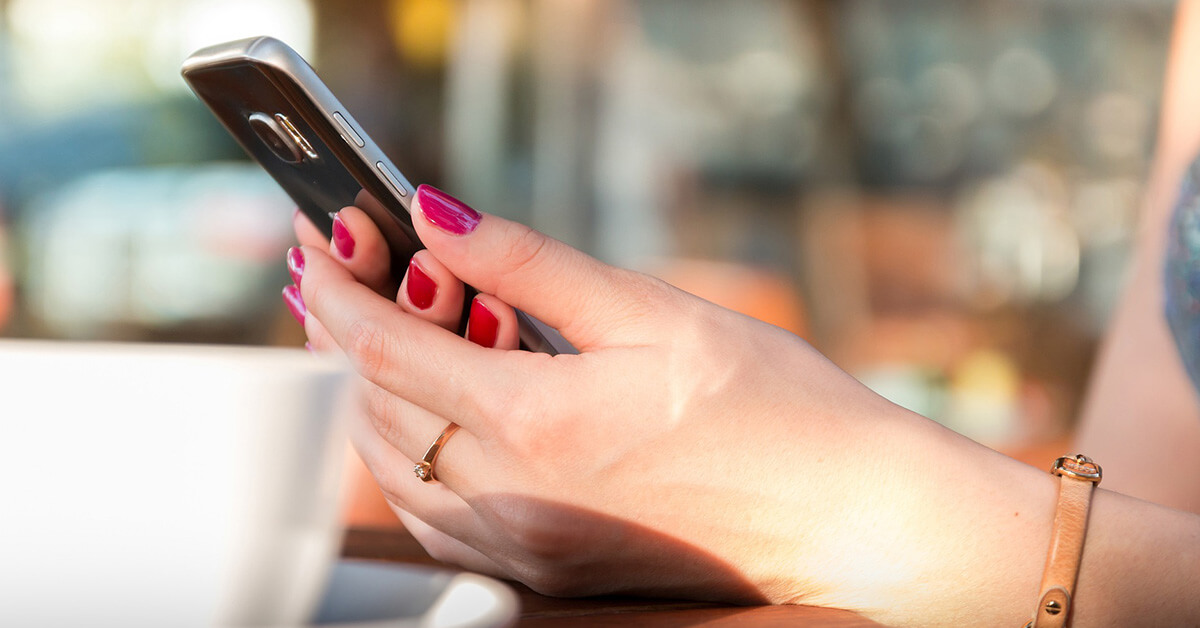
[1050,454,1102,484]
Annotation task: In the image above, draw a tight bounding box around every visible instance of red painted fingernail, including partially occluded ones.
[466,298,499,348]
[332,213,356,259]
[406,260,437,310]
[283,285,306,325]
[287,247,305,286]
[415,184,481,235]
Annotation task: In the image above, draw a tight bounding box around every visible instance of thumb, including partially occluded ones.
[410,184,661,350]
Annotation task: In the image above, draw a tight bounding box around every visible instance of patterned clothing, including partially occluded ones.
[1165,156,1200,390]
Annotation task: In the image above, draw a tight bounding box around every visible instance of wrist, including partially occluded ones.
[834,413,1057,626]
[855,431,1200,627]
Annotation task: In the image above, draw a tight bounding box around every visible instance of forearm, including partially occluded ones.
[1075,0,1200,513]
[1073,258,1200,514]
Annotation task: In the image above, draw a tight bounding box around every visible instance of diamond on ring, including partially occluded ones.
[413,462,431,480]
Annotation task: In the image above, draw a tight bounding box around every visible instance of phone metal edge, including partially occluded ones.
[182,36,417,210]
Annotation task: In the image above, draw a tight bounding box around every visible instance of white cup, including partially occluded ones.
[0,341,353,628]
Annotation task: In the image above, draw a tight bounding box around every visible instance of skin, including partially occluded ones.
[1073,0,1200,516]
[0,225,12,330]
[284,4,1200,624]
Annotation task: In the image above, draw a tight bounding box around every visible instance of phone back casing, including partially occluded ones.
[182,37,573,355]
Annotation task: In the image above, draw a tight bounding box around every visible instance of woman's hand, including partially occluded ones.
[286,185,1068,626]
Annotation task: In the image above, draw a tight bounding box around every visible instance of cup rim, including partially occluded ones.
[0,338,347,374]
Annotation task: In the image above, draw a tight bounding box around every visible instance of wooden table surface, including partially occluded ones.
[341,527,882,627]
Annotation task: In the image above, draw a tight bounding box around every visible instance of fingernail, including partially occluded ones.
[466,298,499,348]
[332,213,356,259]
[405,260,437,310]
[286,247,305,286]
[283,284,306,325]
[304,341,315,354]
[415,184,481,235]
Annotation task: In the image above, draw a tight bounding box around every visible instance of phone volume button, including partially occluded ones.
[376,162,410,198]
[333,112,365,147]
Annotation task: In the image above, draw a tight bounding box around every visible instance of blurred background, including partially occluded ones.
[0,0,1177,463]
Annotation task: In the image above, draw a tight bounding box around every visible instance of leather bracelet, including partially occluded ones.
[1025,454,1102,628]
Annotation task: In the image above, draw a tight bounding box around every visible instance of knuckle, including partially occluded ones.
[493,225,555,294]
[475,358,581,464]
[344,317,391,383]
[485,382,553,453]
[505,225,553,274]
[501,414,563,463]
[363,386,403,445]
[616,270,678,319]
[563,269,679,343]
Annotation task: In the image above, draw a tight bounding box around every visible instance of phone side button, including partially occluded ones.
[376,162,410,198]
[333,112,366,147]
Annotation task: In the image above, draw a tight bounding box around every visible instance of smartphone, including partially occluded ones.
[181,36,573,355]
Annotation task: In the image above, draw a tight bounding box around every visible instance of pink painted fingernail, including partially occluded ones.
[466,298,499,348]
[405,260,437,310]
[286,247,305,286]
[415,184,481,235]
[283,284,306,325]
[332,213,356,259]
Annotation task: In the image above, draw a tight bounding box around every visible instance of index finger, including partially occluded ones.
[298,245,528,432]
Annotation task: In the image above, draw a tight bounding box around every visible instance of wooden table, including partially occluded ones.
[341,527,882,627]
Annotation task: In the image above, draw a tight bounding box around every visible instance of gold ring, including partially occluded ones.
[413,422,460,483]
